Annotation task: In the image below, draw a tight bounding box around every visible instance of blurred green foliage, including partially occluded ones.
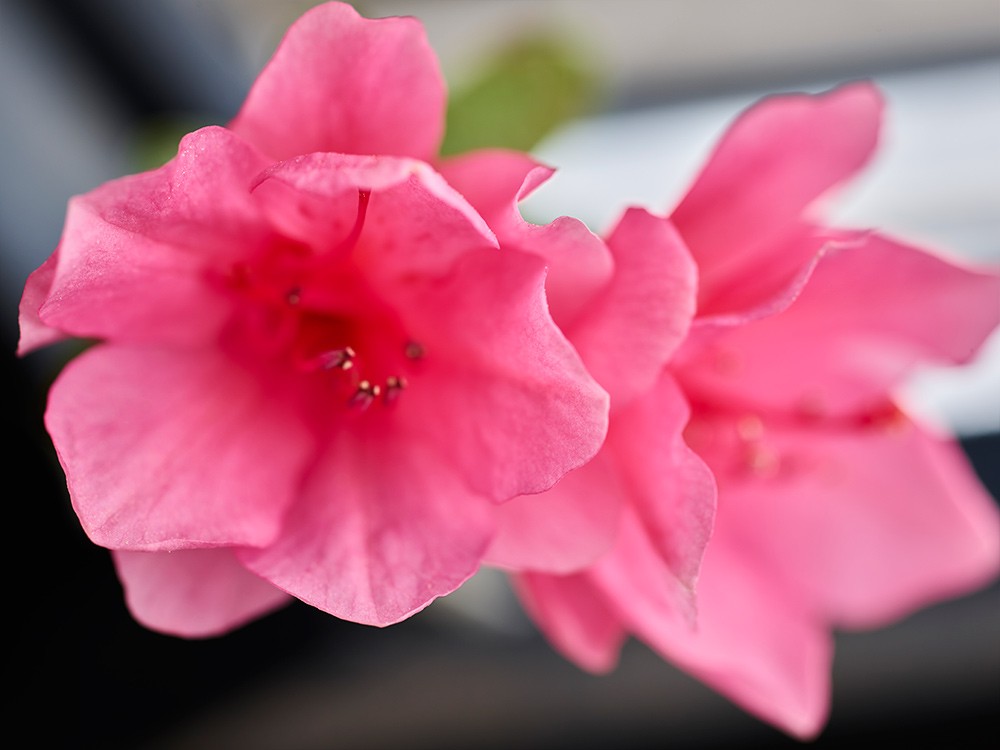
[441,32,603,156]
[132,115,216,172]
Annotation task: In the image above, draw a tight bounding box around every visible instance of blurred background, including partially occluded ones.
[3,1,998,748]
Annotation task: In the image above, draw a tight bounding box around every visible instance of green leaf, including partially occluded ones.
[441,32,603,157]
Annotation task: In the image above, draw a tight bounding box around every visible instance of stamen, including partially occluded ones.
[384,375,407,404]
[317,346,356,371]
[297,346,356,373]
[286,285,302,305]
[736,414,780,477]
[404,341,425,360]
[349,380,381,409]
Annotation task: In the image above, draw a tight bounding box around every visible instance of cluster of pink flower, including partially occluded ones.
[19,2,999,738]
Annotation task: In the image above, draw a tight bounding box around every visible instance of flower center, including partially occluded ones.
[222,189,423,413]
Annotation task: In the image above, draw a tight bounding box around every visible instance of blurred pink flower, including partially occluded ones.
[511,82,1000,737]
[18,2,609,634]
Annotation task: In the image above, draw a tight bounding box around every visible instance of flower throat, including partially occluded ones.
[227,189,425,412]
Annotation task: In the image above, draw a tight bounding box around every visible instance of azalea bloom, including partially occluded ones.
[510,83,1000,737]
[18,2,610,635]
[439,151,717,620]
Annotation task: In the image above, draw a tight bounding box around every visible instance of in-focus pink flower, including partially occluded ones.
[510,82,1000,737]
[18,2,610,635]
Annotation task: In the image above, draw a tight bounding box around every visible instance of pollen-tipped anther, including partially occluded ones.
[384,375,407,404]
[317,346,356,371]
[349,380,381,409]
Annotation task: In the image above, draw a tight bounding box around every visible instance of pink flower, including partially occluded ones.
[510,83,1000,737]
[439,150,717,621]
[18,2,610,635]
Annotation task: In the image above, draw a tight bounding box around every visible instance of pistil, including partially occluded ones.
[331,189,372,258]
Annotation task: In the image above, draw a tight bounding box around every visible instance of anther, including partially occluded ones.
[286,285,302,305]
[404,341,425,360]
[384,375,407,404]
[317,346,356,371]
[349,380,381,409]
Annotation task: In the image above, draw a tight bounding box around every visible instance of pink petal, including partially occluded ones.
[709,413,1000,628]
[569,209,697,408]
[46,345,313,550]
[519,505,831,737]
[586,506,700,629]
[671,82,883,312]
[229,2,445,161]
[688,224,861,325]
[511,215,615,330]
[113,548,291,638]
[252,152,499,284]
[488,376,714,580]
[34,127,274,348]
[486,452,624,574]
[641,534,833,739]
[437,148,555,229]
[18,254,66,354]
[238,428,494,626]
[500,513,701,679]
[606,373,716,589]
[394,249,610,501]
[677,234,1000,418]
[425,198,691,410]
[439,149,614,327]
[512,571,626,674]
